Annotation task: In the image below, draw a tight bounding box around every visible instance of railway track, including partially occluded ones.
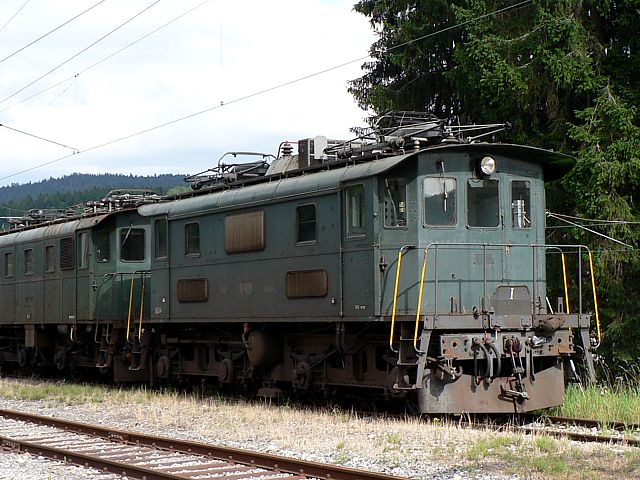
[0,409,407,480]
[517,415,640,447]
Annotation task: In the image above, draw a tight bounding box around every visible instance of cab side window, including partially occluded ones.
[383,178,407,228]
[345,184,365,237]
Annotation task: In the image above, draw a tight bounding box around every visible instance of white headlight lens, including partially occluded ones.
[480,156,496,175]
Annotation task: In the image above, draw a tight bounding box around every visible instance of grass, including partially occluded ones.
[551,383,640,425]
[0,377,638,479]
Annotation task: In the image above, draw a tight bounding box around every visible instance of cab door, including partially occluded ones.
[149,217,170,322]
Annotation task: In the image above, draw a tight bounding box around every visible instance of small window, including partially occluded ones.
[185,222,200,256]
[155,218,168,259]
[424,177,457,226]
[24,249,33,275]
[511,180,531,229]
[94,230,111,263]
[225,211,265,253]
[467,179,500,228]
[120,228,146,262]
[45,245,55,273]
[78,231,89,269]
[345,184,365,237]
[60,237,74,270]
[286,269,328,298]
[4,252,14,277]
[383,178,407,227]
[296,204,316,243]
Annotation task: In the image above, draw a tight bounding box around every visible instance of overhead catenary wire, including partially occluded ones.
[546,211,634,249]
[0,123,78,152]
[0,0,532,184]
[0,0,162,106]
[0,0,107,64]
[0,0,211,116]
[548,211,640,225]
[0,0,30,33]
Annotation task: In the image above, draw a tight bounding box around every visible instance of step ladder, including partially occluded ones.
[388,245,428,390]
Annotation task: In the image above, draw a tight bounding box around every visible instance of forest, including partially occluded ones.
[0,173,186,230]
[348,0,639,366]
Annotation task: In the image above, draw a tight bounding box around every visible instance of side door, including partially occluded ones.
[150,217,170,322]
[340,181,375,318]
[75,230,92,321]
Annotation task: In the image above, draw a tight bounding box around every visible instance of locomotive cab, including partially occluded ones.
[376,143,593,413]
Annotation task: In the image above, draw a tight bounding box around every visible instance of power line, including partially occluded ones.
[0,0,532,183]
[0,0,30,33]
[0,0,107,64]
[0,0,210,116]
[0,123,78,152]
[0,0,162,106]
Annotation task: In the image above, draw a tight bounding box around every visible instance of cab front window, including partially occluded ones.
[467,179,499,228]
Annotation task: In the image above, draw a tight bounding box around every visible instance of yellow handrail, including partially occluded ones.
[561,252,570,314]
[126,272,136,341]
[413,249,428,351]
[389,248,405,352]
[137,273,146,341]
[588,250,602,345]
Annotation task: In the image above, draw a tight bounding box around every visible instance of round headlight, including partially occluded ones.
[480,156,496,176]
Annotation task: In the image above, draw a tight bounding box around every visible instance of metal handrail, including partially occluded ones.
[125,270,151,342]
[407,242,601,349]
[388,245,415,353]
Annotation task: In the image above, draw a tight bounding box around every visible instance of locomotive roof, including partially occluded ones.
[138,142,574,219]
[0,213,110,245]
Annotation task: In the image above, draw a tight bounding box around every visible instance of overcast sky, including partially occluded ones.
[0,0,375,187]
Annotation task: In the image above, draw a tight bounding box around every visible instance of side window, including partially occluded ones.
[45,245,55,273]
[511,180,531,229]
[383,178,407,228]
[345,184,365,237]
[120,228,146,262]
[467,179,500,228]
[4,252,14,278]
[185,222,200,256]
[78,231,90,269]
[155,218,168,259]
[225,211,264,253]
[24,248,33,275]
[296,204,316,243]
[60,237,74,270]
[94,229,111,263]
[424,177,457,226]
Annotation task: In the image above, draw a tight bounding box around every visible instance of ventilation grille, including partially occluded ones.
[286,270,328,298]
[60,237,74,270]
[225,211,264,253]
[177,278,209,303]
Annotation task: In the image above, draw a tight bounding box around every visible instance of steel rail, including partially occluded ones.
[0,409,407,480]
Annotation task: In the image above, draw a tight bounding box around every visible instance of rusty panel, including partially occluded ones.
[286,269,328,298]
[177,278,209,303]
[224,211,264,253]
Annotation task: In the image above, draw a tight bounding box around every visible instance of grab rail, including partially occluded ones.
[389,245,414,353]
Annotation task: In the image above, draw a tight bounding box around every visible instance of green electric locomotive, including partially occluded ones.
[0,112,597,413]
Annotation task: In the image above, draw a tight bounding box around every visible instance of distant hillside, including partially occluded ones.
[0,173,188,219]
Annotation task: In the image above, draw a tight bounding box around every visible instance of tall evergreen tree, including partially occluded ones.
[350,0,640,362]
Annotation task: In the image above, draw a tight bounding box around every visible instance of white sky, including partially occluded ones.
[0,0,375,187]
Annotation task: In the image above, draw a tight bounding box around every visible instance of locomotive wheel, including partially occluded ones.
[16,345,27,368]
[293,362,312,390]
[219,358,234,384]
[156,355,170,379]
